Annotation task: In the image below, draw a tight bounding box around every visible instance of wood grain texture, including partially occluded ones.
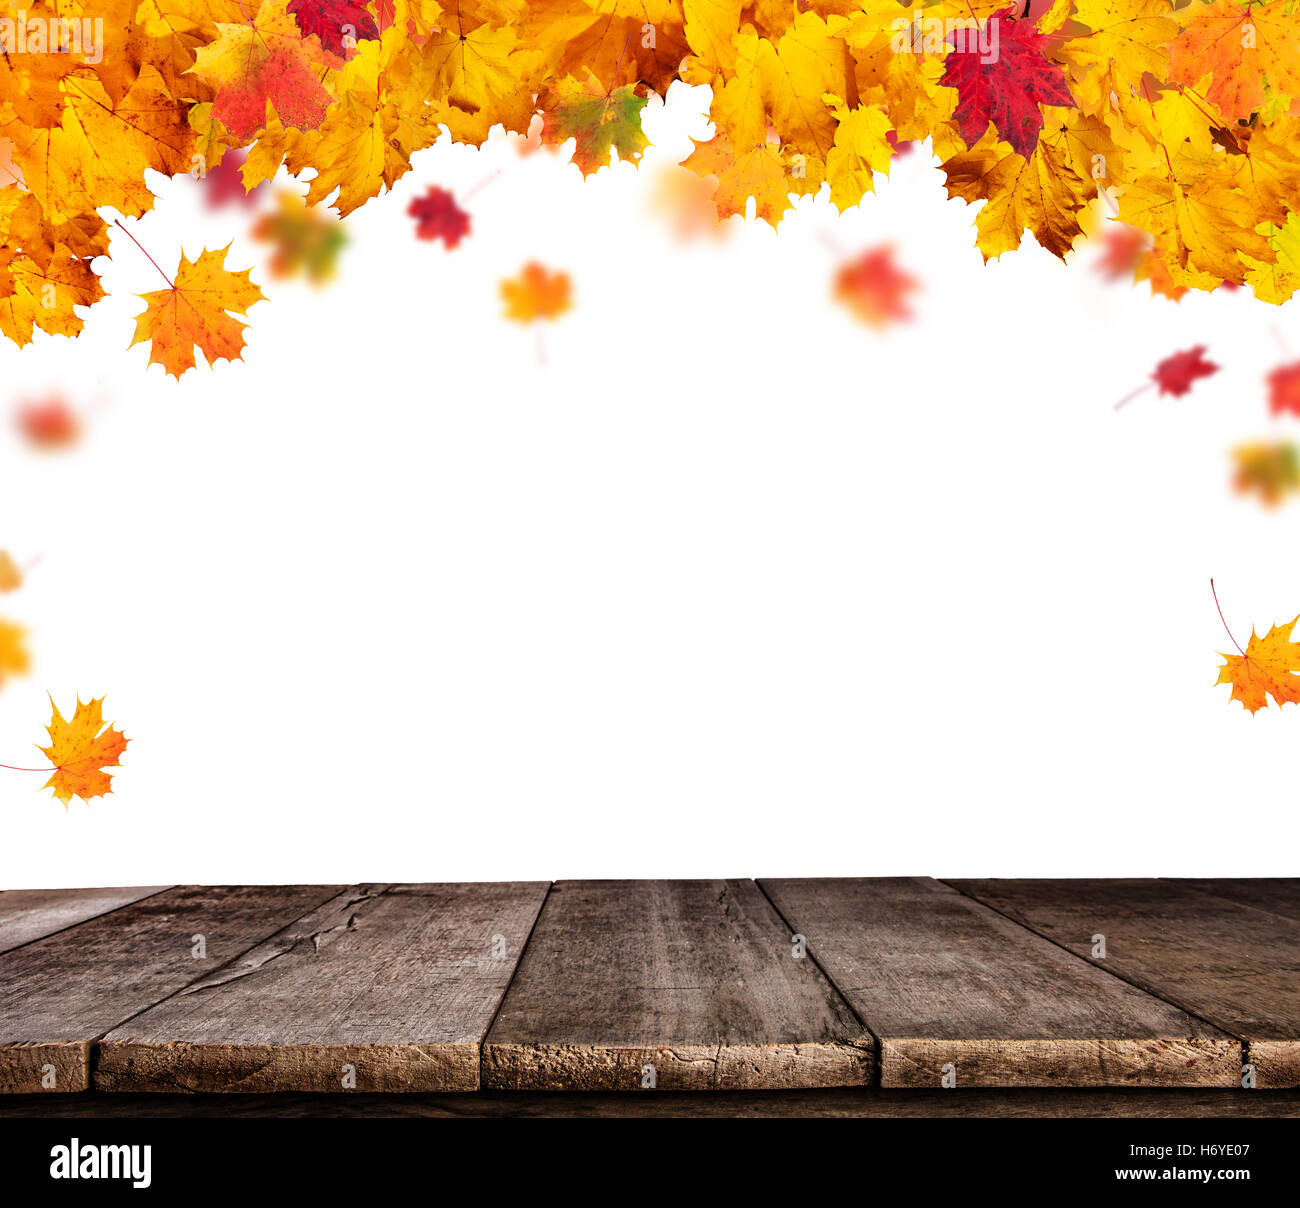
[0,1087,1295,1118]
[96,883,550,1093]
[0,885,343,1094]
[762,877,1239,1088]
[950,879,1300,1088]
[1166,880,1300,924]
[0,887,172,955]
[483,880,874,1091]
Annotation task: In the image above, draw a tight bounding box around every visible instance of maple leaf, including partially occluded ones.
[407,186,471,248]
[1268,362,1300,418]
[202,149,265,209]
[253,191,348,282]
[1231,441,1300,507]
[540,72,650,176]
[1095,224,1153,281]
[939,8,1076,159]
[0,553,22,594]
[191,0,334,141]
[287,0,380,55]
[129,244,266,379]
[38,696,129,805]
[1153,346,1219,396]
[0,620,30,686]
[1216,614,1300,714]
[1170,0,1300,123]
[16,397,82,449]
[501,262,573,323]
[832,247,919,328]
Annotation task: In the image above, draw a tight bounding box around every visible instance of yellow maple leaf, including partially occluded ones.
[129,244,265,379]
[501,262,573,322]
[38,697,129,806]
[1217,615,1300,714]
[0,620,30,686]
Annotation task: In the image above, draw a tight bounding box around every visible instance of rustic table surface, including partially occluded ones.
[1,878,1296,1115]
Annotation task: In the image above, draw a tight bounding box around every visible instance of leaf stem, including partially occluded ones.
[1211,578,1247,658]
[0,763,54,773]
[113,219,174,289]
[1114,381,1154,410]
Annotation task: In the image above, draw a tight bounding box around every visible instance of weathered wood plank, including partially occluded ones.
[1,1087,1295,1119]
[483,879,873,1090]
[1166,879,1300,924]
[950,879,1300,1089]
[762,877,1239,1088]
[0,887,172,955]
[0,885,343,1094]
[96,883,550,1093]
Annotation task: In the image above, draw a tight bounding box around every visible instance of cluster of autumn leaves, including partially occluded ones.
[1,0,1299,373]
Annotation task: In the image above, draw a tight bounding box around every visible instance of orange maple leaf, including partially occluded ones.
[833,247,920,329]
[39,696,129,806]
[501,262,573,323]
[1216,614,1300,713]
[0,619,30,686]
[129,244,266,379]
[0,552,22,593]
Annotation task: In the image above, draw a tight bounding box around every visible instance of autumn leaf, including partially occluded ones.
[129,243,266,379]
[0,620,30,686]
[1268,361,1300,418]
[287,0,380,56]
[16,396,81,449]
[1152,346,1219,396]
[832,247,920,328]
[540,72,650,175]
[1231,441,1300,507]
[253,191,348,282]
[38,696,129,806]
[1213,586,1300,714]
[501,262,573,323]
[0,553,22,594]
[202,149,265,209]
[407,186,471,248]
[939,8,1076,159]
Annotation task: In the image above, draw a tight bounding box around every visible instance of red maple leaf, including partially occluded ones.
[1268,361,1300,417]
[287,0,379,56]
[1095,225,1151,281]
[202,149,263,209]
[407,186,471,249]
[939,8,1075,159]
[1153,346,1219,396]
[885,130,914,158]
[16,396,81,449]
[832,247,920,329]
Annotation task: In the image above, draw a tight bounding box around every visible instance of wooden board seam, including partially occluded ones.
[0,887,177,959]
[939,879,1252,1049]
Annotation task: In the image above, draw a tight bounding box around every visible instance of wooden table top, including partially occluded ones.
[0,878,1296,1108]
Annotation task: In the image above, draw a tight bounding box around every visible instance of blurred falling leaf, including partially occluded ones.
[16,396,81,449]
[651,164,724,241]
[0,619,30,686]
[1268,360,1300,417]
[1232,441,1300,507]
[833,246,919,329]
[501,262,573,323]
[407,186,471,248]
[202,148,264,209]
[253,190,347,283]
[0,553,22,593]
[1152,346,1220,396]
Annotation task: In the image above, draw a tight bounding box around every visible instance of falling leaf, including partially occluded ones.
[651,165,724,241]
[1216,614,1300,714]
[0,553,21,593]
[16,396,81,449]
[0,620,30,686]
[38,696,129,806]
[501,262,573,323]
[202,149,264,209]
[1232,441,1300,507]
[407,187,471,248]
[833,247,919,329]
[1153,346,1219,397]
[1095,224,1152,281]
[129,245,266,379]
[939,8,1076,160]
[253,191,347,283]
[1267,361,1300,417]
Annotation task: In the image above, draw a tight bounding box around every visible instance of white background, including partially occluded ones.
[2,83,1297,889]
